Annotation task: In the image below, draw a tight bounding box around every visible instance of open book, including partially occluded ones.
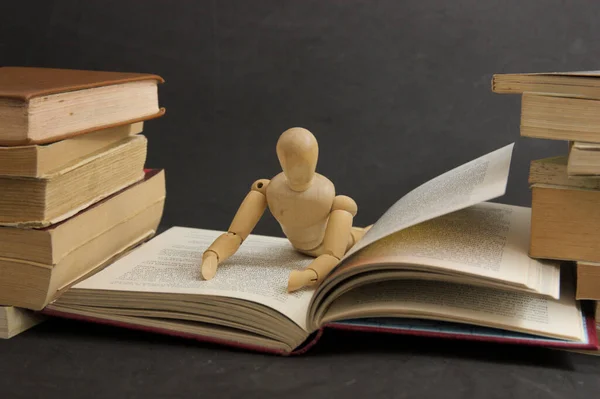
[44,144,598,354]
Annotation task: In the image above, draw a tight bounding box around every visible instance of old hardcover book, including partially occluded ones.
[0,306,46,339]
[492,71,600,99]
[529,157,600,263]
[45,145,598,354]
[520,93,600,142]
[0,170,165,310]
[0,66,165,145]
[568,142,600,176]
[0,134,147,227]
[0,169,165,265]
[0,122,143,178]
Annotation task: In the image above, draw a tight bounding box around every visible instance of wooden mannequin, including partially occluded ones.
[200,127,370,292]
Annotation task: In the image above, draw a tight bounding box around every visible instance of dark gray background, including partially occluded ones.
[3,0,587,233]
[1,1,599,398]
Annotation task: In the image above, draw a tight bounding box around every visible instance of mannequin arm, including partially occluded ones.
[287,195,357,292]
[201,179,270,279]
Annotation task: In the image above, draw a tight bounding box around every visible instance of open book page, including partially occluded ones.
[320,274,584,341]
[339,202,560,298]
[344,143,514,259]
[69,227,316,331]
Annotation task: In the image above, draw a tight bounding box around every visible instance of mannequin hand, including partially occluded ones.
[287,269,318,292]
[201,251,219,280]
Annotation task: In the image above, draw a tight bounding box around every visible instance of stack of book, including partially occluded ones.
[4,67,596,354]
[492,71,600,348]
[0,66,167,338]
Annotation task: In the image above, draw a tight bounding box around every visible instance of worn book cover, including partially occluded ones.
[0,66,165,145]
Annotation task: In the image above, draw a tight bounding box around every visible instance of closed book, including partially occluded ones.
[0,134,147,227]
[529,157,600,263]
[520,93,600,143]
[0,306,46,339]
[0,122,143,178]
[0,66,164,145]
[0,169,165,310]
[0,169,165,265]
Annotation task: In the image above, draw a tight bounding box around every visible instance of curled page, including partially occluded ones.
[321,271,583,342]
[339,203,560,298]
[344,143,514,259]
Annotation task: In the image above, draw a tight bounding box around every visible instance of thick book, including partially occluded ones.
[0,169,165,265]
[0,306,46,339]
[529,157,600,263]
[45,144,598,354]
[0,169,166,310]
[0,122,143,178]
[520,93,600,143]
[492,71,600,99]
[0,134,147,227]
[0,66,165,145]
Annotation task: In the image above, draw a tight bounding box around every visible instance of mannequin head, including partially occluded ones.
[276,127,319,191]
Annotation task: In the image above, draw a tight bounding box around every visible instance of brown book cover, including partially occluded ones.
[0,67,165,145]
[0,66,164,100]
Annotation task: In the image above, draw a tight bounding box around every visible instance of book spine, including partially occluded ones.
[289,329,324,356]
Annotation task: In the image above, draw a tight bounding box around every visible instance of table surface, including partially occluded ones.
[0,315,598,399]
